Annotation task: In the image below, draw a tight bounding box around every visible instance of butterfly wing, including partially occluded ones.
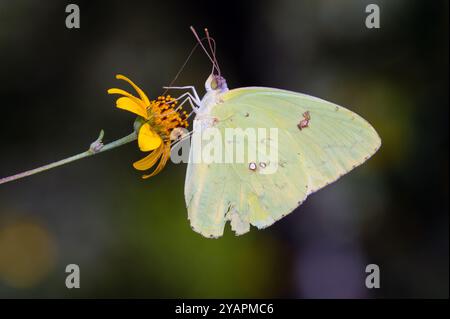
[185,87,381,238]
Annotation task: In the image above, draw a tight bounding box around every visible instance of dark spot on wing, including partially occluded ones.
[297,111,311,130]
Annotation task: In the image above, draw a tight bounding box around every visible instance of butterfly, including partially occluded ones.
[166,28,381,238]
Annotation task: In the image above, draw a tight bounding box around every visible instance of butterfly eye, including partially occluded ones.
[210,78,218,90]
[248,162,257,171]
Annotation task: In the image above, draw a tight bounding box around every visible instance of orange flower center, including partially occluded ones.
[147,95,189,142]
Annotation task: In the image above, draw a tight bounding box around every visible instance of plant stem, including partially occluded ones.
[0,131,137,185]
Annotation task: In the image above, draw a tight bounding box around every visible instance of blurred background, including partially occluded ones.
[0,0,448,298]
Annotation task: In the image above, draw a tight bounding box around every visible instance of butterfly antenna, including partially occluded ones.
[190,26,220,75]
[204,28,221,76]
[163,41,201,95]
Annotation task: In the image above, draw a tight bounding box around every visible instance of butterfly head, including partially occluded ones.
[189,27,228,93]
[205,74,228,92]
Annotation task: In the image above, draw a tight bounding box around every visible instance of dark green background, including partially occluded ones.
[0,0,448,298]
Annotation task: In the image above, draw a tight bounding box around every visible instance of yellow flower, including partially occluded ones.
[108,74,189,178]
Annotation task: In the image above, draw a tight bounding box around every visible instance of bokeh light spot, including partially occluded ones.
[0,220,56,288]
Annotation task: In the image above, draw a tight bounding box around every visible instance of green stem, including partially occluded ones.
[0,131,137,185]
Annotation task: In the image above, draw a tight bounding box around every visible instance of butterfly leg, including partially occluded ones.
[167,92,201,113]
[162,85,201,104]
[176,94,199,114]
[156,95,198,119]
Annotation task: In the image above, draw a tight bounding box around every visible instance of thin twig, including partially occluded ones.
[0,131,137,185]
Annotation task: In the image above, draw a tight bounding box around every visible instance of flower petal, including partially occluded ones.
[107,88,138,100]
[133,144,164,171]
[138,123,162,152]
[116,74,150,106]
[116,97,148,119]
[142,144,171,179]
